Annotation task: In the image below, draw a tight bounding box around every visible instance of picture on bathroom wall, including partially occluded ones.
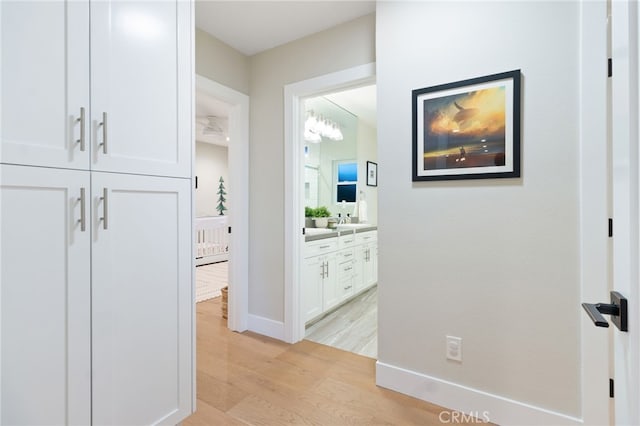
[366,161,377,187]
[412,70,521,181]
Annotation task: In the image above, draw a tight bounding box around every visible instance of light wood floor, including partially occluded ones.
[306,286,377,358]
[184,297,478,426]
[195,261,228,302]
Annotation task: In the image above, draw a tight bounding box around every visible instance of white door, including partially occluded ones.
[89,1,191,178]
[0,1,90,169]
[91,172,192,425]
[1,164,91,425]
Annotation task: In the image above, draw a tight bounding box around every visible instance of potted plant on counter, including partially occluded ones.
[305,206,331,228]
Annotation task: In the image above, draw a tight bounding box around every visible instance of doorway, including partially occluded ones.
[195,75,249,332]
[283,63,376,344]
[300,86,378,358]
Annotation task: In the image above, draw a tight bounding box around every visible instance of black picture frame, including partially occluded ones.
[366,161,377,187]
[412,70,521,181]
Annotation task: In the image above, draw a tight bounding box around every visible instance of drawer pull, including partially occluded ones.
[319,245,331,249]
[344,285,352,290]
[344,239,353,244]
[343,253,352,257]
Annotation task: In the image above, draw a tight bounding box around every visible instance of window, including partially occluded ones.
[336,161,357,203]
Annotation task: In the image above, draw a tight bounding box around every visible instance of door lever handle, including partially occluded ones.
[582,291,628,331]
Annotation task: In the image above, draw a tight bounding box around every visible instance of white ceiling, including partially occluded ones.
[195,1,376,56]
[195,91,231,146]
[325,84,376,129]
[195,1,377,143]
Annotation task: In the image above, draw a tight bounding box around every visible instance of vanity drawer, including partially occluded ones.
[305,239,338,257]
[338,233,356,249]
[356,230,377,244]
[336,248,355,263]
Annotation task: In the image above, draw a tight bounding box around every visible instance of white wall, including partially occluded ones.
[377,1,580,418]
[195,142,228,217]
[357,120,377,225]
[249,14,375,321]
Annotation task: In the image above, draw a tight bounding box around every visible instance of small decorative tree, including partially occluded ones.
[216,176,227,215]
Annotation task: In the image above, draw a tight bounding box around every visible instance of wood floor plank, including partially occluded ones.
[185,296,489,426]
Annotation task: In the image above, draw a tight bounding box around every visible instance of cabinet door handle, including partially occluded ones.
[100,187,109,230]
[78,187,86,232]
[320,262,325,278]
[344,285,352,290]
[76,107,86,152]
[324,261,329,278]
[99,112,108,154]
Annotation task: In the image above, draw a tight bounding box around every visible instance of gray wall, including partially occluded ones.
[195,28,249,95]
[248,14,376,320]
[195,142,229,217]
[377,1,580,416]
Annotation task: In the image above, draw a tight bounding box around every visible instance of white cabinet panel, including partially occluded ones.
[303,256,323,322]
[321,253,338,311]
[1,165,91,425]
[90,1,191,177]
[91,172,192,425]
[0,1,90,169]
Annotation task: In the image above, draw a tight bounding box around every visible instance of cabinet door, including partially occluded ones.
[91,172,192,425]
[90,1,191,178]
[0,1,90,169]
[354,245,366,292]
[302,256,323,323]
[1,165,91,425]
[322,253,339,311]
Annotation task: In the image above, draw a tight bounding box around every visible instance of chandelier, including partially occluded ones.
[304,111,344,143]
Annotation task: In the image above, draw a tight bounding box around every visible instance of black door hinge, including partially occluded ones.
[302,228,306,235]
[195,176,198,189]
[610,378,614,398]
[228,226,231,234]
[609,218,613,237]
[608,58,613,77]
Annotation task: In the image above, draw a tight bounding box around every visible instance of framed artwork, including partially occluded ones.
[366,161,378,187]
[412,70,521,181]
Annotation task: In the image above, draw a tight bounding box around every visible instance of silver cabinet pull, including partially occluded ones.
[99,112,108,154]
[324,261,329,278]
[78,187,86,232]
[100,187,108,230]
[319,245,331,249]
[76,107,86,151]
[320,262,325,278]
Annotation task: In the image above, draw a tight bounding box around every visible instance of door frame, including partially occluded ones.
[283,63,375,343]
[195,74,249,332]
[611,0,640,423]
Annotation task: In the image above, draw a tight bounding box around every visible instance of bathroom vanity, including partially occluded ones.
[303,226,378,324]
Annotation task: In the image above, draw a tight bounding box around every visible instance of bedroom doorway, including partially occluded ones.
[195,75,249,332]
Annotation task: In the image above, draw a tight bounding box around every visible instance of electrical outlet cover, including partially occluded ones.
[446,336,462,362]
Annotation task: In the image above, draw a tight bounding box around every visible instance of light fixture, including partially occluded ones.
[304,110,343,142]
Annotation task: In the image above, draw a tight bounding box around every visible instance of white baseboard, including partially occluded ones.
[376,361,582,426]
[248,314,285,341]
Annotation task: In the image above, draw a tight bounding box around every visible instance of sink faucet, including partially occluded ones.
[337,213,344,225]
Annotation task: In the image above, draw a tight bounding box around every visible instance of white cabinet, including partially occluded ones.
[90,1,191,177]
[1,165,91,425]
[356,231,378,291]
[0,1,90,169]
[0,1,193,424]
[0,0,191,177]
[91,173,192,425]
[303,230,377,325]
[303,256,324,322]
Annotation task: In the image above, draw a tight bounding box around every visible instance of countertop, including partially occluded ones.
[305,225,377,242]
